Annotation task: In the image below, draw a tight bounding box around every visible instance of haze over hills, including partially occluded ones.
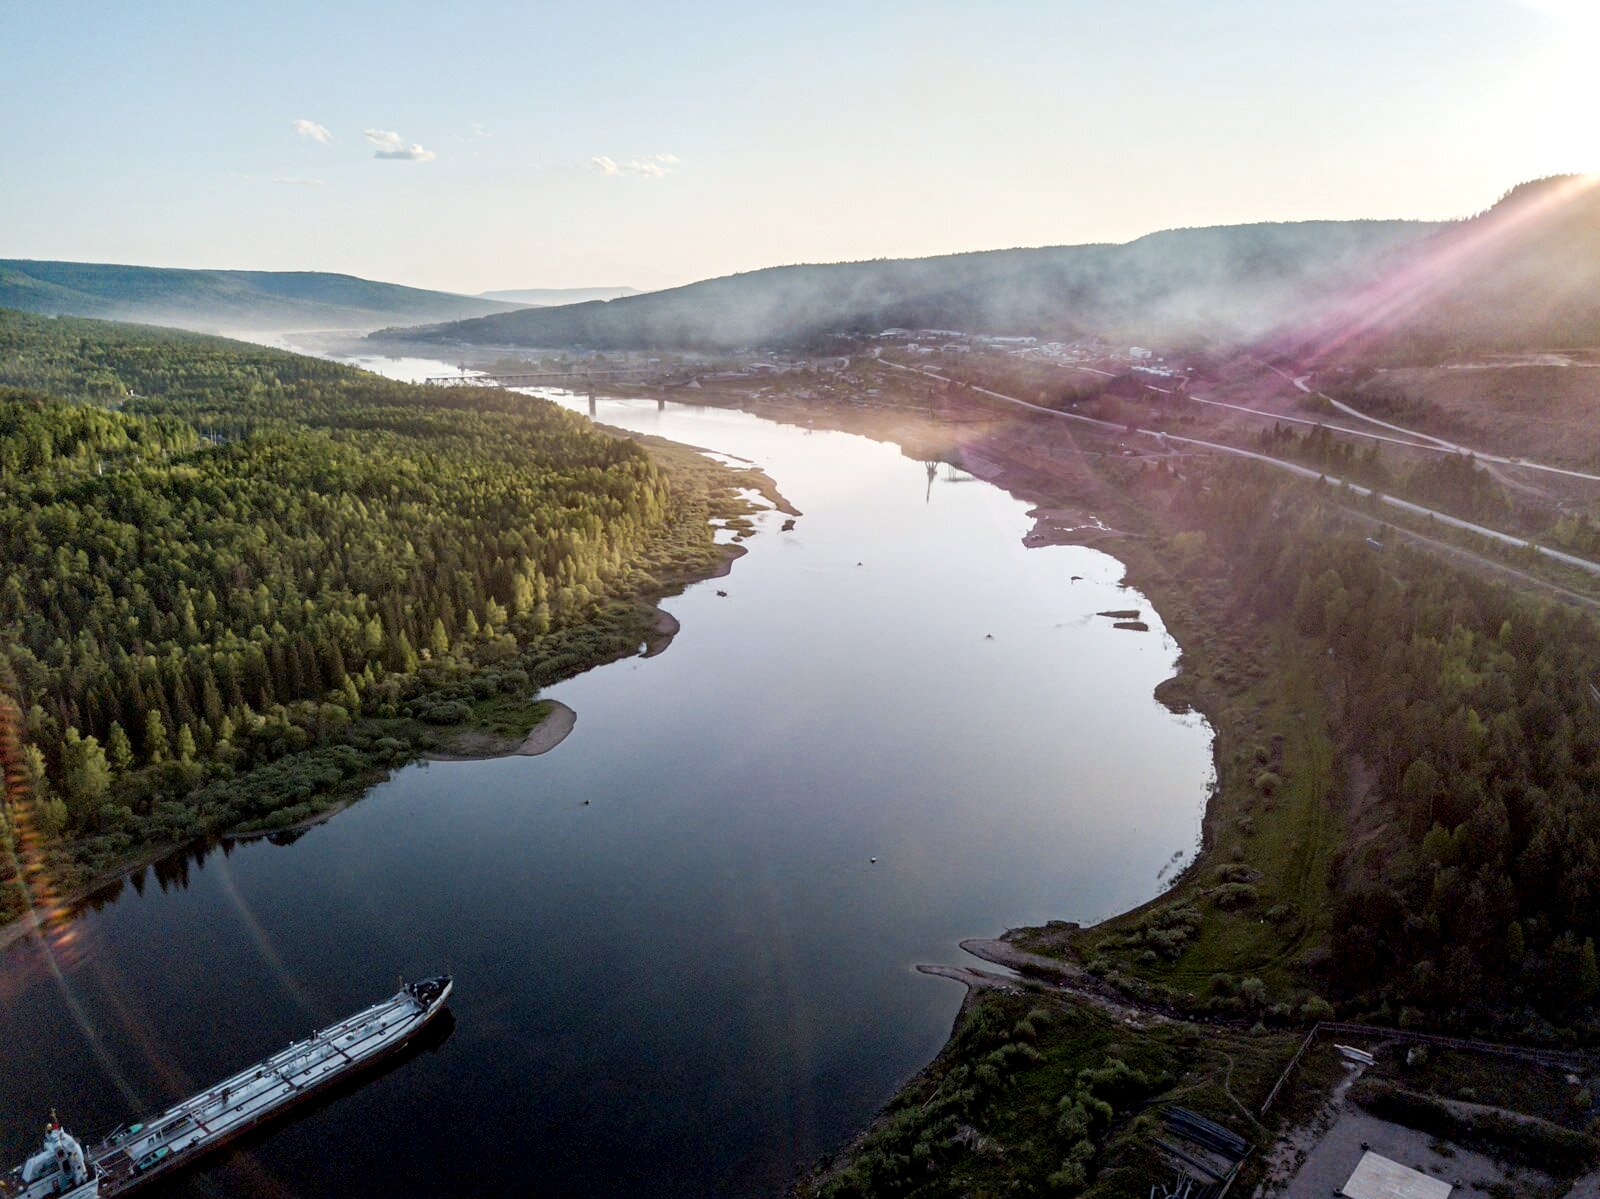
[0,259,524,333]
[377,177,1600,361]
[1274,175,1600,364]
[478,286,641,306]
[377,219,1438,354]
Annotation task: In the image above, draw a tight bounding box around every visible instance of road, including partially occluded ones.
[1273,367,1600,485]
[882,361,1600,576]
[1186,393,1453,454]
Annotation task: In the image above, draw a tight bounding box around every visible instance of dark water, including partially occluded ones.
[0,378,1213,1197]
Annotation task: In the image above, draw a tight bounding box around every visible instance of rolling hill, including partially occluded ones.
[1273,175,1600,364]
[478,286,641,305]
[376,219,1438,353]
[377,177,1600,361]
[0,259,523,333]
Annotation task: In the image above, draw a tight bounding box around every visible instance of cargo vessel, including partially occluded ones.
[3,976,451,1198]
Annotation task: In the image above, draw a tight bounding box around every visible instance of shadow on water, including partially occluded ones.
[75,826,317,922]
[152,1010,457,1198]
[4,371,1216,1199]
[74,839,238,918]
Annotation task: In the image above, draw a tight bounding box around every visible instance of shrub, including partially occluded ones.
[1211,882,1260,910]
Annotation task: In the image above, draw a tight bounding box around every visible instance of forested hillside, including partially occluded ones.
[389,176,1600,364]
[1061,458,1600,1040]
[0,310,736,925]
[1201,470,1600,1031]
[382,220,1430,352]
[0,259,520,332]
[1276,175,1600,365]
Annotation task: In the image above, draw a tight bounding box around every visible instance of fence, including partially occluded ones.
[1258,1021,1591,1117]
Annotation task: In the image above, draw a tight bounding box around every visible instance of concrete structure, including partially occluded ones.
[1341,1151,1452,1199]
[1130,346,1154,360]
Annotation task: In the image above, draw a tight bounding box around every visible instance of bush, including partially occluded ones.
[1211,882,1260,911]
[1301,995,1335,1022]
[1351,1079,1599,1175]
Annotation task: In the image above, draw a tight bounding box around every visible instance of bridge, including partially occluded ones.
[423,367,666,388]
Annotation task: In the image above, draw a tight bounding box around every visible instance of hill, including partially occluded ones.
[1275,175,1600,364]
[377,220,1436,353]
[0,259,522,333]
[478,286,641,305]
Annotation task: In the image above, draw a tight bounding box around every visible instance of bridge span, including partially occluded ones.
[424,367,666,388]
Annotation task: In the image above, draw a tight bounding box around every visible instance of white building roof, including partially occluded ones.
[1342,1151,1452,1199]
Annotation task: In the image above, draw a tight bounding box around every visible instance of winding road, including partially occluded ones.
[883,361,1600,577]
[1274,367,1600,485]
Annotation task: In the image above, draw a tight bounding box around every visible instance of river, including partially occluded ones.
[0,354,1214,1197]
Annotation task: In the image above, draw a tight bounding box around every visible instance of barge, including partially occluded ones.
[3,976,451,1198]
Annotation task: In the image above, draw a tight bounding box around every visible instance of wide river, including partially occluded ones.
[0,355,1213,1197]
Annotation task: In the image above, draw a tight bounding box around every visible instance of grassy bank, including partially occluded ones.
[700,371,1600,1190]
[799,984,1305,1199]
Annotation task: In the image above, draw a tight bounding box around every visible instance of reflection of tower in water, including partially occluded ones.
[923,460,937,503]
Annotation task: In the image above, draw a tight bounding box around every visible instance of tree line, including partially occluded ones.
[0,309,722,920]
[1177,461,1600,1038]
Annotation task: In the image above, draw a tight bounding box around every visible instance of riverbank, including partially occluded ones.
[618,376,1350,1195]
[423,700,577,762]
[0,425,783,950]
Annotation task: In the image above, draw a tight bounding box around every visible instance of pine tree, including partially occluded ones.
[175,723,197,762]
[144,708,169,764]
[200,671,225,732]
[394,631,419,673]
[60,728,111,816]
[428,618,450,657]
[106,721,134,773]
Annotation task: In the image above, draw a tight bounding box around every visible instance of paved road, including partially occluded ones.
[1187,393,1452,453]
[1274,367,1600,484]
[883,361,1600,576]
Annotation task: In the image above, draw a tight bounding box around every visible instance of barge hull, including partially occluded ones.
[87,978,451,1197]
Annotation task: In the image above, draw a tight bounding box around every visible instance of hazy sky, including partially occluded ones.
[3,0,1594,293]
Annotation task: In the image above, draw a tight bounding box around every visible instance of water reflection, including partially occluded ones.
[0,369,1215,1198]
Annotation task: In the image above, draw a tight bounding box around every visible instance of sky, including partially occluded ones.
[2,0,1596,294]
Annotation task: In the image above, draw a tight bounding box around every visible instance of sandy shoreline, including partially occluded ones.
[423,700,577,762]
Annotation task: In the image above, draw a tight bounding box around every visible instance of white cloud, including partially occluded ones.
[364,129,437,162]
[590,152,680,178]
[272,176,326,186]
[292,119,333,144]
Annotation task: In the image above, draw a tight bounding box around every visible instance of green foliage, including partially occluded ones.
[0,307,729,879]
[1180,461,1600,1030]
[801,989,1282,1199]
[1351,1077,1599,1176]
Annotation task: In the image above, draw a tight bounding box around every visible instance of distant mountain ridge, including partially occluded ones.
[0,259,523,333]
[1272,175,1600,364]
[478,286,641,305]
[377,219,1438,353]
[378,176,1600,360]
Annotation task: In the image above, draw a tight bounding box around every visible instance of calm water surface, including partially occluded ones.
[0,363,1213,1197]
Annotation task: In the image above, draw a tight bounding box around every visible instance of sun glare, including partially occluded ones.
[1512,1,1600,171]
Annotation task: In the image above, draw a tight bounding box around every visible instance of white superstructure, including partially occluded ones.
[4,1121,99,1199]
[5,977,451,1199]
